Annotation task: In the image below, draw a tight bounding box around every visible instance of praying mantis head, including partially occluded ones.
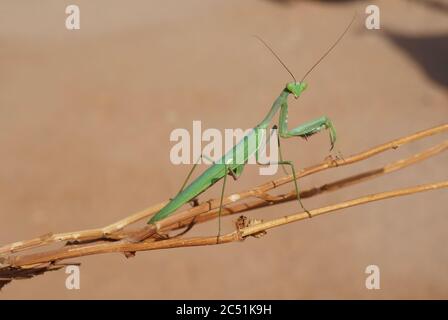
[286,82,308,99]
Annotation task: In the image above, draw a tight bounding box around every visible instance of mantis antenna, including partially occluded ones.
[300,14,357,82]
[255,14,356,84]
[254,35,297,83]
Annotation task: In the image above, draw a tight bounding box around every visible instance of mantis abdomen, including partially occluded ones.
[148,128,266,223]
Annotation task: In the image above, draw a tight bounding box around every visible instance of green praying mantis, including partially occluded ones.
[148,17,356,237]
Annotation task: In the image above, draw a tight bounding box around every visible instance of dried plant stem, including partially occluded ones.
[240,180,448,236]
[170,139,448,229]
[0,123,447,288]
[1,123,447,255]
[0,203,166,256]
[4,180,447,269]
[133,123,448,240]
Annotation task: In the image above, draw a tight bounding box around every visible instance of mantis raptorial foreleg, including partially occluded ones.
[278,103,337,151]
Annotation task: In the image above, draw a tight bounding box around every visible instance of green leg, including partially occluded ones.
[217,164,229,243]
[278,102,337,151]
[274,125,289,175]
[231,165,244,179]
[215,164,245,243]
[180,160,242,242]
[256,124,288,175]
[256,156,310,217]
[227,165,243,181]
[176,154,214,196]
[257,124,309,215]
[278,161,311,217]
[166,154,215,238]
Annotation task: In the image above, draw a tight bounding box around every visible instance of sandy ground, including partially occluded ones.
[1,0,447,299]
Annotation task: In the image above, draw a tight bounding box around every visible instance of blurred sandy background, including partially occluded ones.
[1,0,447,299]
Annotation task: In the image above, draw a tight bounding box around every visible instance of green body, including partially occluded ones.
[148,82,336,224]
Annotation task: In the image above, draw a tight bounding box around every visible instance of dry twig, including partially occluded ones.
[0,123,447,289]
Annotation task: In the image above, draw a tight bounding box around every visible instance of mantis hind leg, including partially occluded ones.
[173,153,215,208]
[176,154,215,195]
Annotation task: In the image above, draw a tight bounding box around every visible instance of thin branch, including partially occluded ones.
[128,123,448,241]
[0,202,166,256]
[3,181,447,269]
[240,181,448,237]
[168,139,448,229]
[0,123,447,288]
[1,123,447,254]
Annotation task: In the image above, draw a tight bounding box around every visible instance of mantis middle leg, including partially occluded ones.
[258,158,311,217]
[216,163,244,243]
[254,127,310,216]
